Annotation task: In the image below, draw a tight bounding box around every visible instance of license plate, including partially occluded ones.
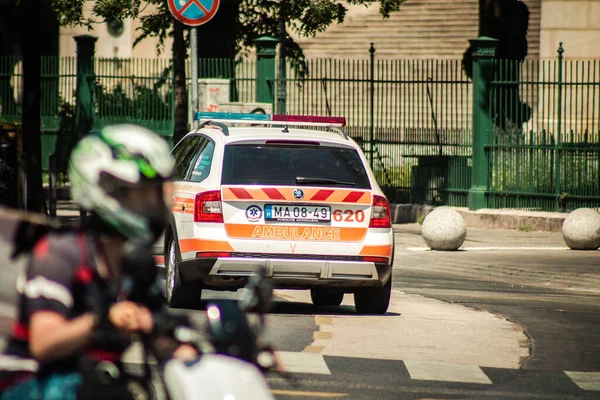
[265,205,331,223]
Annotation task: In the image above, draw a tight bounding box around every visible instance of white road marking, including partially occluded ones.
[565,371,600,391]
[122,346,330,375]
[404,360,492,384]
[275,351,331,375]
[406,246,570,252]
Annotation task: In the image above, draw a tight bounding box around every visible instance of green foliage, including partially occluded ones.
[53,99,76,173]
[238,0,405,77]
[47,0,406,73]
[49,0,140,28]
[373,164,412,188]
[95,82,172,121]
[518,224,532,232]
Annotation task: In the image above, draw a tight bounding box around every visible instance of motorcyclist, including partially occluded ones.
[0,124,197,400]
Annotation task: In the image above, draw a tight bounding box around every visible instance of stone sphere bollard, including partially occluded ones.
[421,207,467,251]
[562,208,600,250]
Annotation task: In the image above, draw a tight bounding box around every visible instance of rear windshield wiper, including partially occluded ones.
[295,176,356,186]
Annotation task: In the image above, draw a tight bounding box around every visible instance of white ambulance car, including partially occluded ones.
[162,112,394,314]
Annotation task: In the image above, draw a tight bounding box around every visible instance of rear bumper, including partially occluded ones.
[178,256,392,290]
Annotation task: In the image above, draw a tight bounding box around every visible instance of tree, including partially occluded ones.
[462,0,531,131]
[91,0,406,143]
[1,0,407,210]
[239,0,405,76]
[0,0,59,212]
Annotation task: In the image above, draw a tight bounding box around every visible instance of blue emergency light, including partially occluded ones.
[193,111,346,127]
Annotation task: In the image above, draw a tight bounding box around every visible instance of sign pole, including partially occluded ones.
[191,27,199,114]
[167,0,219,117]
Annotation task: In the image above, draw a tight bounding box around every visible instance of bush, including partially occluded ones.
[95,82,172,121]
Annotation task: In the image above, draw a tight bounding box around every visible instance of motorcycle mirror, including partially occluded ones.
[238,266,273,314]
[120,241,159,301]
[205,300,256,362]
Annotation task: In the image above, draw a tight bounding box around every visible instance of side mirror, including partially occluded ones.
[120,241,160,302]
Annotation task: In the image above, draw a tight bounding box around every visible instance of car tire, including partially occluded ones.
[165,233,202,308]
[353,275,392,315]
[310,289,344,307]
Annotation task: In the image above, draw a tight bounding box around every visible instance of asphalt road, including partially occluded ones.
[1,224,600,399]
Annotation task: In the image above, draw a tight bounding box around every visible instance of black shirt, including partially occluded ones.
[0,230,164,386]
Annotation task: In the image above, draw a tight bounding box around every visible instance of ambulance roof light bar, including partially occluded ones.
[193,111,348,139]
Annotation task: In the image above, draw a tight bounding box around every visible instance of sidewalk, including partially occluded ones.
[54,200,571,232]
[50,199,597,292]
[393,223,600,294]
[390,204,569,232]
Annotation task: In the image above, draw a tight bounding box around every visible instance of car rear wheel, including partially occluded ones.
[353,275,392,315]
[310,289,344,307]
[165,234,202,308]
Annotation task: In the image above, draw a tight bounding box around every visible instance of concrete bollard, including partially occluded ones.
[561,208,600,250]
[421,207,467,251]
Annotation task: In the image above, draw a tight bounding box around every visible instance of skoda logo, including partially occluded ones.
[293,189,304,200]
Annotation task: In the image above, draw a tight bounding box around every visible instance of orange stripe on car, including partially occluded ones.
[171,204,194,214]
[228,187,253,199]
[224,224,367,242]
[222,187,372,204]
[223,188,270,201]
[359,245,393,258]
[179,239,234,254]
[262,188,286,200]
[174,183,205,193]
[154,255,165,265]
[342,191,365,203]
[309,189,334,201]
[173,197,194,205]
[171,208,194,214]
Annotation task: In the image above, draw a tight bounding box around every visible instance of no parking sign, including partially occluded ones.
[167,0,220,26]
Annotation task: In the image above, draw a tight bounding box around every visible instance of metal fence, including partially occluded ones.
[196,58,256,103]
[0,56,77,170]
[277,55,472,206]
[488,52,600,211]
[93,57,174,136]
[1,45,599,212]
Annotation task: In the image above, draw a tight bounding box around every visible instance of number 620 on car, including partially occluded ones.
[333,209,365,222]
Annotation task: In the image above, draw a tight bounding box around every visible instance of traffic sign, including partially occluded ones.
[167,0,220,26]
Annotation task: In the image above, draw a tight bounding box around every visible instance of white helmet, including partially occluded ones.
[68,124,175,244]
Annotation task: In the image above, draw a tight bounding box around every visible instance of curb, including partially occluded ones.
[390,204,568,232]
[47,194,568,232]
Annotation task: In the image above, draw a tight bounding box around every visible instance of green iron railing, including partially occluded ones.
[1,44,599,212]
[0,56,77,170]
[93,57,174,136]
[275,54,472,206]
[0,55,23,125]
[487,44,600,211]
[196,58,256,103]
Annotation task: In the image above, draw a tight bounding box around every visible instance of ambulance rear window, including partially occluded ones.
[221,144,371,189]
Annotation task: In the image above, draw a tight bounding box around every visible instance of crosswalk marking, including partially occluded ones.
[121,347,331,376]
[276,352,331,375]
[403,360,492,385]
[271,389,348,398]
[3,343,598,391]
[565,371,600,391]
[406,246,570,252]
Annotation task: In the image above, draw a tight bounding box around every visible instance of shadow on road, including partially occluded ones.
[169,297,401,317]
